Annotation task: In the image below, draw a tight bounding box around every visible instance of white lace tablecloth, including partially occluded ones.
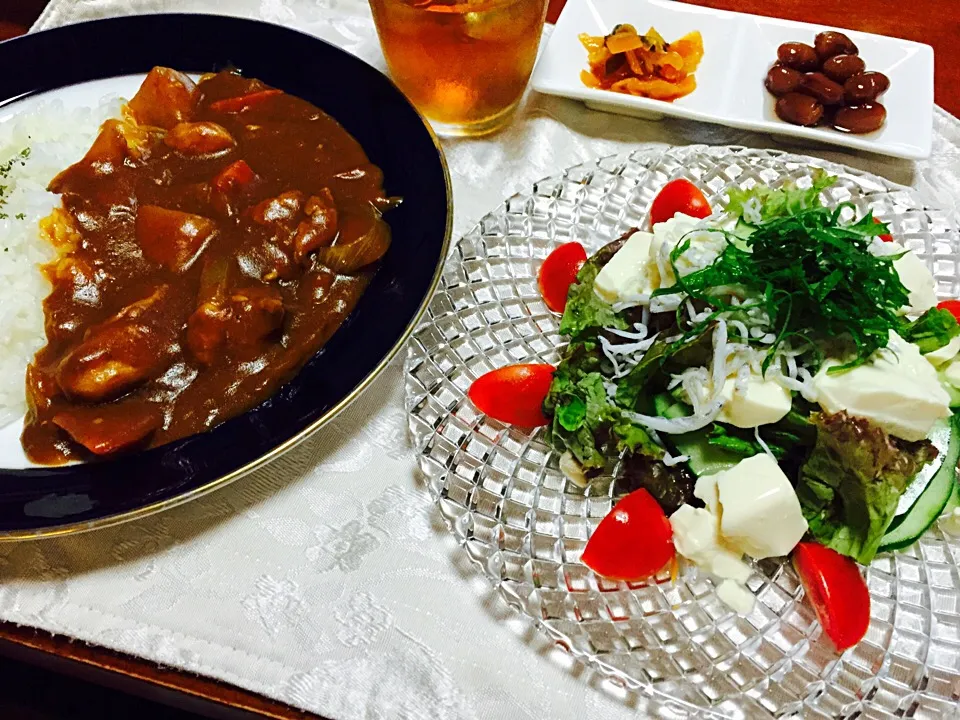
[8,1,960,718]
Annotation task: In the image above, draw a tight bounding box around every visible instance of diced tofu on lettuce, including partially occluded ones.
[796,411,938,564]
[545,235,700,511]
[546,243,662,472]
[557,238,628,341]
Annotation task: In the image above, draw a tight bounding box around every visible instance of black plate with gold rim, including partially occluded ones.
[0,14,451,537]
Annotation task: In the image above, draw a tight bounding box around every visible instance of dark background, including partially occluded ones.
[0,654,207,719]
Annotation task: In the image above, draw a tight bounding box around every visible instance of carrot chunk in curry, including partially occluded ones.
[23,67,398,464]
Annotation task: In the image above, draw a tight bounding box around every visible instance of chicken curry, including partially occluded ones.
[23,67,395,464]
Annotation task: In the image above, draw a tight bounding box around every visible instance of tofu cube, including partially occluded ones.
[593,231,657,304]
[717,374,792,428]
[715,454,808,560]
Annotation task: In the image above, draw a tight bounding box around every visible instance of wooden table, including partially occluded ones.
[0,1,958,718]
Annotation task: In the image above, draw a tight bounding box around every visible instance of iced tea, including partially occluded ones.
[370,0,548,136]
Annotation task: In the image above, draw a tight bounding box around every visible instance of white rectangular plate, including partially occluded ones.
[531,0,934,160]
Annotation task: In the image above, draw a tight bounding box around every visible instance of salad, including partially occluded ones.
[468,174,960,652]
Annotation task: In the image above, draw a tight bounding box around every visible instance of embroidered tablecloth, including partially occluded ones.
[3,1,958,717]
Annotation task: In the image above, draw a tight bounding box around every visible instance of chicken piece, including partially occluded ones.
[136,205,217,273]
[250,190,304,231]
[236,237,294,282]
[292,190,338,263]
[185,284,285,364]
[127,67,197,129]
[57,322,170,402]
[108,284,169,322]
[226,286,285,346]
[56,286,174,402]
[185,299,230,366]
[236,190,309,280]
[44,254,98,299]
[163,121,236,155]
[53,400,163,456]
[41,256,101,343]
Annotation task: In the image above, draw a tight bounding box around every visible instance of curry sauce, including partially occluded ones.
[23,68,395,464]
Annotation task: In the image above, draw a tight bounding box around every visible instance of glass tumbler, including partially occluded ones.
[370,0,549,137]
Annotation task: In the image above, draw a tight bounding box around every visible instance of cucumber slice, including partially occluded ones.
[653,393,676,418]
[944,483,960,516]
[879,415,960,552]
[673,429,743,477]
[893,419,952,519]
[652,393,742,477]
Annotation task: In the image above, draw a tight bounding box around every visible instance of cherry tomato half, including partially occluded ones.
[938,300,960,322]
[793,542,870,652]
[538,243,587,313]
[468,363,554,427]
[581,488,676,582]
[873,216,893,242]
[649,179,711,226]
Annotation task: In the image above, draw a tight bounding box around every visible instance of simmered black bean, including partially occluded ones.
[775,93,824,126]
[799,72,845,105]
[844,71,890,103]
[777,42,819,72]
[822,54,865,83]
[766,31,888,134]
[833,103,886,133]
[814,31,859,61]
[765,65,803,96]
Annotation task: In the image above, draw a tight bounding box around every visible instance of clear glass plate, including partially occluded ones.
[405,145,960,718]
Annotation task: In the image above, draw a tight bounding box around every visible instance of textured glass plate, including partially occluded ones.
[405,145,960,718]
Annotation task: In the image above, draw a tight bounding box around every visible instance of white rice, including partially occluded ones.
[0,96,123,427]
